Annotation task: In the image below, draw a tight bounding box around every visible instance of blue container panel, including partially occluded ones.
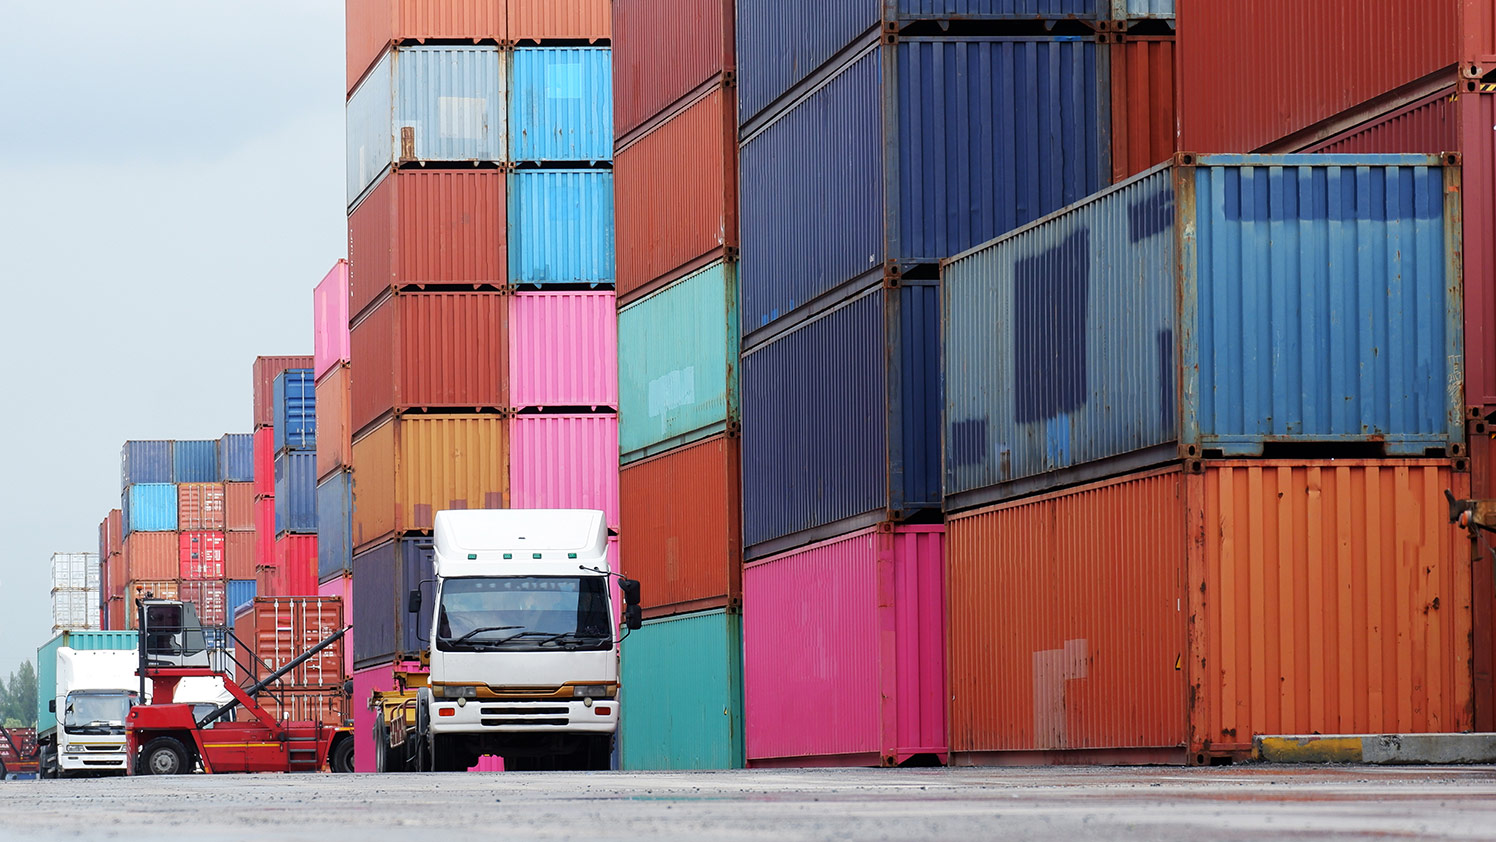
[1123,0,1173,18]
[274,451,318,535]
[508,170,616,285]
[227,580,256,620]
[273,369,317,452]
[352,541,397,667]
[509,47,613,163]
[120,441,173,488]
[317,471,354,582]
[173,440,219,483]
[400,540,435,659]
[897,284,942,509]
[122,484,178,534]
[217,434,255,482]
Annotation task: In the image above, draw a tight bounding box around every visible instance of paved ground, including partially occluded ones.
[3,766,1496,841]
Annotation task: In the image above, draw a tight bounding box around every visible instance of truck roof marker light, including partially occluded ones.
[533,553,542,559]
[467,553,477,560]
[503,553,512,559]
[567,553,577,559]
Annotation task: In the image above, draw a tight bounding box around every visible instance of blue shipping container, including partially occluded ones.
[509,47,613,163]
[352,537,434,668]
[739,38,1106,336]
[217,433,255,482]
[942,155,1465,510]
[274,450,318,535]
[740,284,940,557]
[621,609,744,770]
[227,580,256,622]
[120,440,173,489]
[317,470,353,583]
[173,440,219,483]
[273,369,317,452]
[122,483,177,535]
[509,170,615,286]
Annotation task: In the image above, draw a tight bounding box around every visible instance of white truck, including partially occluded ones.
[372,509,641,772]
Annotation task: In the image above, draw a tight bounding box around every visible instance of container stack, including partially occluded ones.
[314,260,354,675]
[97,509,121,629]
[250,356,315,598]
[231,596,348,726]
[610,0,744,771]
[49,553,100,634]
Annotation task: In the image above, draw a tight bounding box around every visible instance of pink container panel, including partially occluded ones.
[254,427,275,498]
[319,573,355,677]
[314,260,351,381]
[743,525,946,766]
[352,663,396,774]
[508,414,620,529]
[508,291,619,409]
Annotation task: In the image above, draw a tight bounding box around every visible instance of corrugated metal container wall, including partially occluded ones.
[255,497,276,569]
[344,0,506,95]
[123,532,178,581]
[740,286,940,557]
[619,261,737,461]
[509,47,613,163]
[314,260,351,381]
[179,580,227,626]
[273,370,317,453]
[352,663,397,772]
[317,574,355,676]
[1109,36,1175,183]
[51,590,100,632]
[253,427,275,498]
[106,553,125,598]
[508,169,615,286]
[179,532,226,580]
[351,538,434,667]
[349,292,508,435]
[508,291,619,409]
[274,451,319,535]
[317,471,354,583]
[620,609,744,769]
[612,0,732,140]
[615,87,737,301]
[346,46,507,205]
[242,690,345,727]
[177,483,226,531]
[253,356,314,429]
[508,0,610,44]
[943,157,1464,510]
[316,365,353,480]
[36,631,139,734]
[347,170,508,321]
[173,440,218,483]
[104,509,123,557]
[1118,0,1173,17]
[51,553,98,590]
[743,526,946,766]
[739,38,1105,334]
[351,416,509,548]
[122,484,177,534]
[107,598,124,632]
[619,435,741,616]
[121,441,173,488]
[228,579,256,619]
[245,597,346,688]
[276,537,321,597]
[217,433,254,482]
[226,532,257,580]
[508,414,620,529]
[224,483,254,530]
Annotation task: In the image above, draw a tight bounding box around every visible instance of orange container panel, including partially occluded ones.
[241,689,348,727]
[316,364,354,480]
[508,0,609,44]
[124,533,179,582]
[1109,35,1176,183]
[619,435,742,616]
[351,415,509,550]
[108,597,124,631]
[177,483,226,532]
[345,0,507,96]
[224,482,255,532]
[105,552,126,599]
[244,596,347,689]
[225,531,258,580]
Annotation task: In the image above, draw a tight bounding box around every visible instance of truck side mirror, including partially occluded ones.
[48,700,55,713]
[407,589,422,614]
[625,604,643,631]
[620,578,641,606]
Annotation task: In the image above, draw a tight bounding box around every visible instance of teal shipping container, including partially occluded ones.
[36,631,138,738]
[509,169,615,286]
[619,261,739,463]
[621,609,744,770]
[121,483,178,535]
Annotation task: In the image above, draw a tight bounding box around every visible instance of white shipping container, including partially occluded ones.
[51,588,101,633]
[51,552,99,590]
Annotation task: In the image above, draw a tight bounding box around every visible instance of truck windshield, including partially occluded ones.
[64,692,134,732]
[436,577,611,652]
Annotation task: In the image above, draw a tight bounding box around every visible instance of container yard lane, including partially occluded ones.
[3,767,1496,841]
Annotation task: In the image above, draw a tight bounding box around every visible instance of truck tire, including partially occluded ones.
[38,747,56,780]
[139,737,190,776]
[415,688,433,772]
[374,715,389,774]
[330,737,354,774]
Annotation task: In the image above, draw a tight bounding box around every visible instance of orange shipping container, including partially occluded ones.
[349,292,509,436]
[351,415,509,550]
[316,364,354,480]
[224,482,255,531]
[125,580,179,630]
[177,483,226,531]
[508,0,608,44]
[619,435,741,616]
[240,689,348,727]
[1109,35,1175,183]
[107,596,124,631]
[225,531,258,580]
[345,0,506,96]
[105,551,126,599]
[947,460,1474,766]
[124,532,179,581]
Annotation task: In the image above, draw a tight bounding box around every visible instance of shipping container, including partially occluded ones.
[318,470,354,582]
[177,483,226,531]
[508,169,615,286]
[255,497,276,569]
[352,537,434,667]
[352,663,399,772]
[1114,0,1173,19]
[238,596,346,688]
[314,259,351,381]
[347,169,508,321]
[612,0,733,141]
[253,426,276,498]
[50,553,99,591]
[273,369,317,453]
[122,483,178,534]
[228,579,256,620]
[224,482,254,532]
[217,433,255,482]
[51,590,100,633]
[739,38,1106,335]
[178,579,228,627]
[508,414,620,529]
[615,86,737,302]
[179,532,226,580]
[124,581,178,631]
[253,356,314,430]
[173,440,218,483]
[100,509,123,559]
[741,284,939,558]
[946,460,1473,765]
[276,536,321,597]
[1109,34,1175,182]
[620,608,743,769]
[508,290,619,409]
[107,597,124,632]
[943,155,1466,511]
[105,552,125,599]
[509,47,613,163]
[120,441,172,488]
[36,631,139,735]
[318,573,355,677]
[123,533,176,581]
[508,0,610,44]
[226,531,257,580]
[619,261,737,461]
[346,45,507,206]
[256,563,281,600]
[345,0,507,96]
[349,291,509,435]
[275,450,319,535]
[316,364,354,480]
[241,688,347,727]
[351,415,509,548]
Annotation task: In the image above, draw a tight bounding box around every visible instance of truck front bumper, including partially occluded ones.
[60,742,129,773]
[428,698,618,735]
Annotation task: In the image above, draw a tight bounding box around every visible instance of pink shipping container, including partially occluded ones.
[254,427,276,498]
[743,525,947,767]
[180,579,228,627]
[353,663,398,773]
[508,414,620,529]
[277,536,320,597]
[319,573,355,677]
[508,291,619,409]
[314,259,351,382]
[179,532,226,580]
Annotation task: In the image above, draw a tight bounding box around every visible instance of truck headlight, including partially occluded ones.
[437,685,478,699]
[573,685,611,699]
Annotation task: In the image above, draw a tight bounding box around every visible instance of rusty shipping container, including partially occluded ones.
[946,459,1474,765]
[508,0,609,44]
[316,365,353,481]
[347,170,507,321]
[239,596,346,688]
[225,531,257,581]
[253,356,313,430]
[620,435,741,617]
[349,291,509,436]
[123,532,178,582]
[615,86,738,302]
[1109,34,1175,182]
[612,0,733,141]
[351,415,509,550]
[224,482,254,531]
[177,483,226,532]
[345,0,507,96]
[179,532,226,580]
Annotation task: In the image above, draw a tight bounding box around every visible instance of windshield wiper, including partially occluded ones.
[537,632,609,647]
[440,625,524,646]
[489,631,568,645]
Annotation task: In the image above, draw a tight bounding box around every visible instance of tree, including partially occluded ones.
[10,662,36,728]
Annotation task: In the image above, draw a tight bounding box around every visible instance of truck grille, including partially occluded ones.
[481,718,569,727]
[480,706,568,716]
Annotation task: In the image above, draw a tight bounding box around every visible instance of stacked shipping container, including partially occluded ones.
[49,553,100,634]
[315,260,355,669]
[252,356,318,598]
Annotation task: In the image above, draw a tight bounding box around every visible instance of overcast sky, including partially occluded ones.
[0,1,346,677]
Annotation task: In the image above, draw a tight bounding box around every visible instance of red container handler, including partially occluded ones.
[179,532,226,580]
[253,427,276,498]
[252,356,313,430]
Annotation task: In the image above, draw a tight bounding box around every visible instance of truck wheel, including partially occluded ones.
[38,747,55,780]
[331,737,354,774]
[374,716,389,774]
[139,737,189,776]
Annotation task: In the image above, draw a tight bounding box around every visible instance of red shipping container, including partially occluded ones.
[612,0,733,141]
[99,509,122,558]
[242,596,346,688]
[347,170,507,321]
[224,482,255,531]
[277,536,321,597]
[177,483,226,531]
[179,532,226,580]
[254,426,276,498]
[1109,34,1176,183]
[349,291,509,436]
[509,0,608,44]
[316,364,353,481]
[105,552,126,599]
[345,1,506,97]
[107,597,123,632]
[225,531,257,580]
[253,356,313,430]
[256,564,281,600]
[615,86,738,303]
[124,532,178,581]
[179,579,228,627]
[255,497,276,569]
